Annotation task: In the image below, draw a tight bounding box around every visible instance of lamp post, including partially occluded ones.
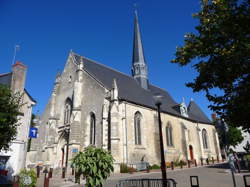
[153,94,167,183]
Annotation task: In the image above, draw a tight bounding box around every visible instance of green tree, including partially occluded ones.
[227,125,244,147]
[72,146,114,187]
[215,119,243,149]
[171,0,250,133]
[0,84,22,151]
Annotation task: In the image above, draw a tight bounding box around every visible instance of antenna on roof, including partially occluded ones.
[12,45,20,65]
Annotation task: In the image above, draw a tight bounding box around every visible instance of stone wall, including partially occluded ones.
[119,101,220,166]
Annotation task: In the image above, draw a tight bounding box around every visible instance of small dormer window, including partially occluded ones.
[180,102,188,117]
[68,75,72,83]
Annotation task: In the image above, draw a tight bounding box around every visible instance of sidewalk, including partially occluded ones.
[36,162,250,187]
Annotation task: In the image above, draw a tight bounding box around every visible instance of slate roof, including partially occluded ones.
[72,53,211,124]
[0,72,12,86]
[24,88,37,104]
[188,101,211,124]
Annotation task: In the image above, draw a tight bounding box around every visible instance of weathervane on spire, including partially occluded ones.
[134,3,138,16]
[12,45,20,65]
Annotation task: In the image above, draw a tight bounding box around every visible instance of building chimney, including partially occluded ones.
[211,113,217,121]
[11,61,27,93]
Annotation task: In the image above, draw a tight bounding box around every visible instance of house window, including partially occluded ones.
[64,99,72,125]
[134,112,142,145]
[90,113,96,145]
[202,129,209,149]
[166,123,173,146]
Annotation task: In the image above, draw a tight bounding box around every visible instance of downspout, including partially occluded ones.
[125,102,128,164]
[107,100,111,152]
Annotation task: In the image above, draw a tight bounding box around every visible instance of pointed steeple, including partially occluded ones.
[131,10,149,89]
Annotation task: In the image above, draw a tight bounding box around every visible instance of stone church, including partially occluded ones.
[28,12,221,171]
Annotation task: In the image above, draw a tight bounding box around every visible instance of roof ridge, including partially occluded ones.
[0,72,12,77]
[72,52,136,81]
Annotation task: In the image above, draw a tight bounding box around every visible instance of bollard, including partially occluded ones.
[62,167,65,178]
[243,175,250,187]
[48,168,53,178]
[190,176,199,187]
[200,158,203,166]
[180,160,183,169]
[206,158,209,165]
[72,167,74,175]
[12,176,19,187]
[212,157,214,164]
[36,166,40,178]
[44,176,49,187]
[188,160,191,168]
[171,161,174,170]
[194,159,197,167]
[43,168,49,187]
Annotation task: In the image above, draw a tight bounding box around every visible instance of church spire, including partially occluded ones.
[132,9,149,90]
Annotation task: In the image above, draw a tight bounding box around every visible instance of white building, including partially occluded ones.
[233,128,250,153]
[0,61,36,178]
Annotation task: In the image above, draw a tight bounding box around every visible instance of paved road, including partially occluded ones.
[37,163,249,187]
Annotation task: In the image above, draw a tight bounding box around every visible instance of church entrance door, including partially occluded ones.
[56,133,67,168]
[189,145,194,160]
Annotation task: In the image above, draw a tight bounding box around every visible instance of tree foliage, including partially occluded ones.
[0,84,23,151]
[171,0,250,132]
[71,146,114,187]
[215,119,243,150]
[227,125,244,147]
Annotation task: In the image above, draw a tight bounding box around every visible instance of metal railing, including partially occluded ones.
[116,178,177,187]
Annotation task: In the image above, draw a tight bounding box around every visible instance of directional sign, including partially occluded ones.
[29,127,38,138]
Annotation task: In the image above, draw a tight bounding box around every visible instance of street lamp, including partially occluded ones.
[153,93,167,183]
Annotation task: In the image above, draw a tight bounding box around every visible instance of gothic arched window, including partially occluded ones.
[64,98,72,125]
[134,112,142,145]
[166,122,173,146]
[202,129,209,149]
[90,113,96,145]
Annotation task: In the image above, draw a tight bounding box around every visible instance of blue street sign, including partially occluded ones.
[29,127,38,138]
[72,148,78,153]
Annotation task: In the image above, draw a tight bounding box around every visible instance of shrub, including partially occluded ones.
[72,146,114,187]
[120,163,129,173]
[149,164,160,170]
[245,154,250,161]
[18,169,37,187]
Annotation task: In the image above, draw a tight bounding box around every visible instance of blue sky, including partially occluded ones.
[0,0,213,118]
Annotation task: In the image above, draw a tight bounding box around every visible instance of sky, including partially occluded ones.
[0,0,213,119]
